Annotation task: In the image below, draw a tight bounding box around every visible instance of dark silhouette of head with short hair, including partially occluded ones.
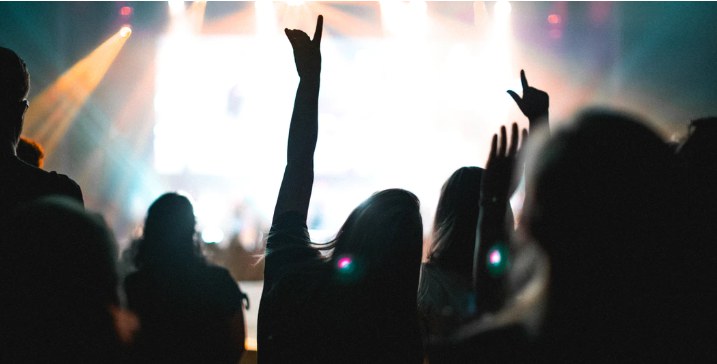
[0,47,84,213]
[0,46,30,152]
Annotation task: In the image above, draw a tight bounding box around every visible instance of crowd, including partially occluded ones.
[1,14,715,363]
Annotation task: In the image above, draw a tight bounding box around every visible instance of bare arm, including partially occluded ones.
[474,123,526,313]
[272,15,323,223]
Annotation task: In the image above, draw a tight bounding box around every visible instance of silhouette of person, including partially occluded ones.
[418,167,483,340]
[519,109,678,361]
[16,136,44,168]
[0,196,127,362]
[257,15,424,363]
[0,47,83,218]
[124,192,246,364]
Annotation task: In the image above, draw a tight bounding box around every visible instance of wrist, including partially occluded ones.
[528,111,549,125]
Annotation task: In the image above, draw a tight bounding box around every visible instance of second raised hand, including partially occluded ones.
[483,123,527,204]
[507,70,549,128]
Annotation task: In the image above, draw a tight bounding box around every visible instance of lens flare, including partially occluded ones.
[489,250,502,265]
[486,243,509,277]
[337,257,352,270]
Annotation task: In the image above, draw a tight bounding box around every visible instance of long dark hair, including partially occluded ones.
[427,167,483,279]
[327,189,423,288]
[133,192,205,270]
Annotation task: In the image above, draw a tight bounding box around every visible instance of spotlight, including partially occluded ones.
[494,0,512,18]
[120,6,133,16]
[168,0,185,16]
[547,14,561,24]
[120,25,132,38]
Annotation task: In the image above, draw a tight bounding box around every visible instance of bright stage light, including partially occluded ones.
[494,0,512,19]
[286,0,304,6]
[380,0,428,36]
[255,1,277,36]
[168,0,185,16]
[120,25,132,38]
[153,5,520,236]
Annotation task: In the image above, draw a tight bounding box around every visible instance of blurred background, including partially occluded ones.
[3,1,717,355]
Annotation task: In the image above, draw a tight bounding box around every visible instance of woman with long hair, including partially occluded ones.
[257,15,424,363]
[125,192,246,363]
[418,167,484,340]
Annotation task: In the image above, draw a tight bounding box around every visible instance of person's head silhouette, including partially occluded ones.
[330,188,423,288]
[0,196,123,362]
[134,192,203,270]
[0,47,30,154]
[428,166,484,279]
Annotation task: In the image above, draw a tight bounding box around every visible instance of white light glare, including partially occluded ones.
[168,0,185,16]
[202,226,225,244]
[494,1,512,18]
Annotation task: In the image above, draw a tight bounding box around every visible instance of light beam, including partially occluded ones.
[24,27,131,155]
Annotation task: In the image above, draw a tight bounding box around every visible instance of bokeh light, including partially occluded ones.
[120,25,132,38]
[337,257,352,270]
[120,6,133,16]
[486,243,509,277]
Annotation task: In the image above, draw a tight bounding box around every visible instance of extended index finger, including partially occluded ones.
[520,69,528,89]
[313,15,323,45]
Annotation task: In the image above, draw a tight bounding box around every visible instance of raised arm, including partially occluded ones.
[507,70,549,133]
[474,123,526,313]
[272,15,323,223]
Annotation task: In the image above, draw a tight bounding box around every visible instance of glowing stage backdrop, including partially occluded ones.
[2,1,717,251]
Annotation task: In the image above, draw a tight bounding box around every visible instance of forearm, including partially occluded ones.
[273,75,320,222]
[287,76,320,163]
[473,198,510,312]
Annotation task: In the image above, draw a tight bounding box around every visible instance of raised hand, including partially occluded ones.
[481,122,528,205]
[507,70,549,131]
[474,123,526,312]
[273,15,324,223]
[285,15,323,79]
